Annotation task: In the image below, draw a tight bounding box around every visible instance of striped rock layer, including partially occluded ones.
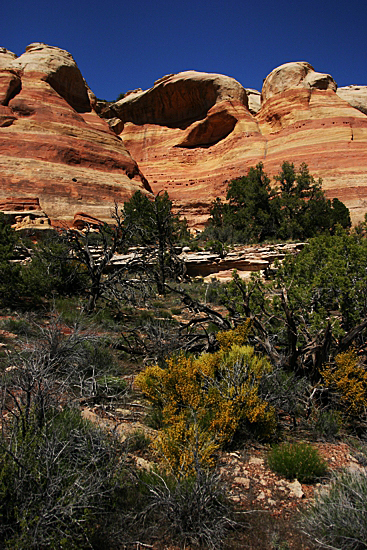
[1,45,367,229]
[104,62,367,227]
[0,43,151,224]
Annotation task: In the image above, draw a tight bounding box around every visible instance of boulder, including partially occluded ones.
[245,88,261,114]
[10,42,91,113]
[261,61,337,103]
[337,85,367,115]
[0,43,152,224]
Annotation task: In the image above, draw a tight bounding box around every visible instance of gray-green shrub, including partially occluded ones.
[301,470,367,549]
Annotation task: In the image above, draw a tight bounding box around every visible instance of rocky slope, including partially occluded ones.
[100,61,367,227]
[0,43,151,224]
[1,44,367,227]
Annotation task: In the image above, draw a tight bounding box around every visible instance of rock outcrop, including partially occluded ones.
[336,86,367,115]
[0,196,51,230]
[107,242,304,280]
[260,62,337,103]
[0,197,41,211]
[103,62,367,227]
[72,212,104,230]
[1,45,367,228]
[110,70,251,146]
[102,70,263,227]
[0,43,151,224]
[245,89,261,114]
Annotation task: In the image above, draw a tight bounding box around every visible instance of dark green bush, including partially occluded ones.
[124,429,152,452]
[0,214,25,307]
[205,162,351,244]
[268,442,327,482]
[24,232,89,299]
[311,409,342,441]
[0,317,34,337]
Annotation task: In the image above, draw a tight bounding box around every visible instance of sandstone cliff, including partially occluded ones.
[336,85,367,115]
[103,62,367,227]
[0,43,151,224]
[1,45,367,228]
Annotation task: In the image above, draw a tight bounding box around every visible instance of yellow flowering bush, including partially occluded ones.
[321,350,367,416]
[135,322,276,473]
[216,319,252,351]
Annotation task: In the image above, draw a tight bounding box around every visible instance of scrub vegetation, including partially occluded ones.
[1,164,367,548]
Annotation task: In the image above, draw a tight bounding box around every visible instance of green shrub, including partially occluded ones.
[24,233,89,300]
[53,296,85,324]
[152,300,165,308]
[95,375,128,398]
[0,214,25,307]
[90,306,120,330]
[156,308,172,319]
[125,429,152,452]
[138,309,155,321]
[301,470,367,549]
[0,317,34,337]
[268,442,327,482]
[311,409,342,440]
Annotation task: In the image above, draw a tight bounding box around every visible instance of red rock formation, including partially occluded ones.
[1,47,367,229]
[72,212,104,230]
[256,63,367,223]
[0,197,41,211]
[106,70,264,227]
[0,43,152,224]
[106,63,367,227]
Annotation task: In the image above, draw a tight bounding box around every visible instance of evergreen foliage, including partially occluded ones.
[280,228,367,333]
[0,214,24,306]
[123,191,189,294]
[213,228,367,378]
[205,162,351,243]
[24,232,89,299]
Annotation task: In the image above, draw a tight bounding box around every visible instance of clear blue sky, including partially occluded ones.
[2,0,366,101]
